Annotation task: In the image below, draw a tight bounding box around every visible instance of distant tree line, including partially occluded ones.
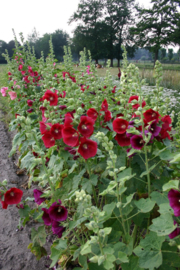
[1,0,180,66]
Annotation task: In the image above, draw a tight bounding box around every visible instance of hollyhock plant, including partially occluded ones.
[8,91,17,100]
[168,189,180,217]
[4,188,23,205]
[48,200,68,222]
[62,126,79,147]
[87,108,98,122]
[131,134,145,150]
[143,109,160,123]
[42,90,58,106]
[168,221,180,239]
[33,189,46,205]
[78,137,97,159]
[27,99,34,107]
[113,118,129,134]
[101,99,108,112]
[50,123,64,140]
[78,116,94,137]
[42,131,55,148]
[1,87,8,97]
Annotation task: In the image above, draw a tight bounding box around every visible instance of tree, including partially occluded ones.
[69,0,106,63]
[160,48,166,60]
[27,27,40,45]
[130,0,180,64]
[168,48,173,61]
[0,40,8,63]
[51,30,69,62]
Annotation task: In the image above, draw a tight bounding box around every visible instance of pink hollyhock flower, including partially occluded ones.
[34,71,38,77]
[18,64,23,71]
[143,109,160,123]
[62,126,79,147]
[8,72,12,76]
[42,208,52,225]
[8,91,17,100]
[78,137,97,159]
[101,99,108,112]
[48,200,68,222]
[128,95,146,110]
[131,134,145,150]
[16,85,20,89]
[4,188,23,205]
[42,131,55,148]
[78,116,94,137]
[50,123,64,140]
[87,108,98,122]
[168,221,180,239]
[168,189,180,217]
[21,70,26,75]
[27,99,34,107]
[113,118,129,134]
[51,221,64,238]
[115,133,131,147]
[42,90,58,106]
[148,120,161,138]
[1,87,8,97]
[33,189,46,205]
[23,76,30,84]
[28,66,33,73]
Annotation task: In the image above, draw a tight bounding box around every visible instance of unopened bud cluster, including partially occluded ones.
[75,190,91,205]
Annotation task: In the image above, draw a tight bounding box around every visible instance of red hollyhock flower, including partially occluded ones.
[104,110,112,122]
[87,108,98,122]
[49,200,68,222]
[115,133,131,147]
[101,99,108,112]
[62,71,70,79]
[161,115,172,130]
[50,123,64,140]
[42,131,55,148]
[24,76,30,84]
[34,71,38,77]
[62,126,79,146]
[39,121,52,134]
[128,95,146,109]
[27,99,34,107]
[78,137,97,159]
[168,189,180,217]
[64,113,73,127]
[78,116,94,137]
[113,118,129,134]
[42,90,58,106]
[112,86,116,93]
[4,188,23,205]
[1,200,8,209]
[143,109,160,123]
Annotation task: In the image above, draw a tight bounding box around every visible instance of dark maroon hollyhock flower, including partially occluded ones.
[59,105,67,111]
[87,108,98,122]
[128,95,146,110]
[51,221,65,238]
[81,103,85,108]
[115,133,131,147]
[42,131,55,148]
[89,91,96,95]
[148,120,161,138]
[101,99,108,112]
[39,106,47,112]
[78,116,94,137]
[78,137,97,159]
[33,189,46,205]
[27,108,33,113]
[64,147,77,156]
[161,115,172,130]
[42,208,52,225]
[62,126,79,147]
[131,134,145,150]
[113,118,129,134]
[143,109,160,123]
[168,189,180,217]
[49,201,68,222]
[4,188,23,205]
[42,90,58,106]
[126,148,135,158]
[104,110,112,122]
[168,221,180,239]
[50,123,64,140]
[39,121,52,134]
[27,99,34,107]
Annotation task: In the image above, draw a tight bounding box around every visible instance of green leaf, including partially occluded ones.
[103,254,116,270]
[69,162,78,174]
[134,198,155,213]
[150,191,169,206]
[20,152,36,170]
[19,205,31,218]
[133,232,165,270]
[88,263,106,270]
[28,243,47,260]
[158,203,174,215]
[117,251,129,263]
[50,247,62,268]
[79,254,88,269]
[140,164,156,178]
[162,180,179,191]
[73,168,86,189]
[69,217,87,231]
[159,149,175,161]
[149,213,176,236]
[31,226,46,246]
[121,255,143,270]
[81,241,92,255]
[123,193,135,208]
[169,152,180,163]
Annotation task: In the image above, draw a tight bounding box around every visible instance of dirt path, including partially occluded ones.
[0,112,50,270]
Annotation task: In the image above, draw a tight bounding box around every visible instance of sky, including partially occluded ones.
[0,0,177,51]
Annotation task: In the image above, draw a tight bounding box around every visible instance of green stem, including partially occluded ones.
[73,229,83,245]
[86,160,98,206]
[124,211,140,221]
[132,224,138,247]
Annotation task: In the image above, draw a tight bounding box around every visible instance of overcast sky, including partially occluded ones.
[0,0,152,42]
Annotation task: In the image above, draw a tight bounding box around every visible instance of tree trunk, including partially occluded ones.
[154,50,159,66]
[117,59,120,67]
[111,58,113,67]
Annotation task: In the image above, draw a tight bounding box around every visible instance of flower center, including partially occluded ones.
[10,192,14,196]
[151,128,154,131]
[50,97,54,101]
[121,125,126,129]
[82,125,87,130]
[152,113,156,117]
[72,133,78,137]
[55,129,59,133]
[83,144,88,149]
[140,139,144,144]
[58,207,62,213]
